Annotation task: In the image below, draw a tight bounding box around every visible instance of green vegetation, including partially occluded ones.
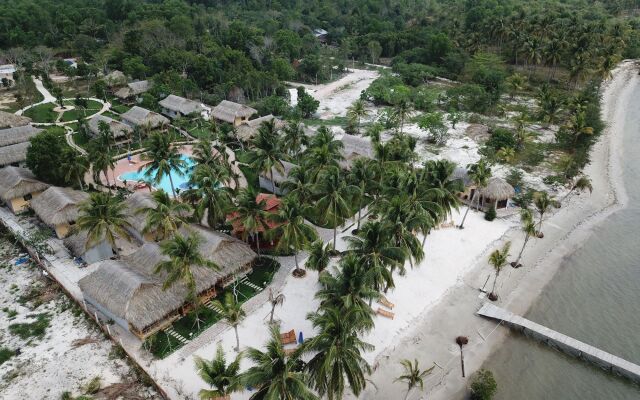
[23,102,57,123]
[8,313,51,339]
[470,369,498,400]
[0,347,14,366]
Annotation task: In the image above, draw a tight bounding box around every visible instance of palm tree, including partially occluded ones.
[458,159,492,229]
[488,242,511,301]
[183,165,233,229]
[346,220,405,294]
[420,160,463,222]
[313,167,358,250]
[156,232,218,300]
[348,158,378,231]
[395,359,434,400]
[89,144,115,190]
[280,166,314,206]
[305,240,332,275]
[303,307,374,399]
[76,192,132,257]
[268,289,285,324]
[303,126,344,180]
[533,191,555,237]
[561,175,593,204]
[194,344,243,399]
[138,189,192,241]
[511,209,537,268]
[241,325,318,400]
[60,148,89,190]
[140,133,186,197]
[270,197,318,275]
[563,110,594,144]
[281,120,308,159]
[347,99,369,135]
[250,119,285,194]
[212,292,246,351]
[97,120,115,153]
[393,100,410,135]
[231,187,270,254]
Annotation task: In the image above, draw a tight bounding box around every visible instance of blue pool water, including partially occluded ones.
[120,155,195,194]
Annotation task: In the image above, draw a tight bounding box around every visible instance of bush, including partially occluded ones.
[446,84,492,113]
[486,128,516,151]
[470,369,497,400]
[0,347,14,366]
[484,205,496,221]
[392,62,438,86]
[26,130,70,185]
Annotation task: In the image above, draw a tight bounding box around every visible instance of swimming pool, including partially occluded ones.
[120,155,196,194]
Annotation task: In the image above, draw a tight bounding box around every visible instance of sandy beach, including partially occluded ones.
[354,61,637,400]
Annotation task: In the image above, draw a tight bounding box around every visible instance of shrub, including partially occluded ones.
[486,128,516,151]
[470,369,498,400]
[84,376,101,394]
[0,347,14,365]
[8,313,51,339]
[484,205,496,221]
[506,169,524,189]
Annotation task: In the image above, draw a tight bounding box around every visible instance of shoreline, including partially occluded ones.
[358,61,636,400]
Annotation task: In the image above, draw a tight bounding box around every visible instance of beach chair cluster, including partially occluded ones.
[376,295,395,319]
[280,329,298,355]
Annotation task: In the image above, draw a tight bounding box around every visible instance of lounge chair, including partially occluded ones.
[280,329,297,345]
[378,296,395,310]
[376,308,395,319]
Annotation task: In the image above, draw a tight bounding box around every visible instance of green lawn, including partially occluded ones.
[23,103,58,123]
[111,104,131,114]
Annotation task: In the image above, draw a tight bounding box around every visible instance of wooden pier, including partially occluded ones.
[477,302,640,383]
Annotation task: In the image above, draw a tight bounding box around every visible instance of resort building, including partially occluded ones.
[0,142,31,168]
[123,191,167,243]
[0,166,49,213]
[78,225,256,338]
[228,193,282,248]
[339,133,375,169]
[211,100,257,127]
[0,124,42,167]
[114,80,153,103]
[259,160,296,195]
[63,231,114,265]
[454,169,515,211]
[236,114,285,142]
[159,94,210,120]
[0,110,31,129]
[120,106,169,130]
[30,186,89,238]
[88,115,133,145]
[104,70,126,88]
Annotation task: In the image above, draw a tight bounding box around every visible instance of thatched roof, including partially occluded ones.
[62,230,112,257]
[121,106,169,129]
[236,115,285,142]
[159,94,204,115]
[0,110,31,129]
[114,80,153,99]
[479,177,515,200]
[0,125,42,147]
[79,227,256,333]
[0,166,49,201]
[0,141,30,166]
[88,115,133,139]
[30,186,89,226]
[340,134,374,166]
[259,160,296,185]
[212,100,257,124]
[104,70,127,87]
[123,191,156,231]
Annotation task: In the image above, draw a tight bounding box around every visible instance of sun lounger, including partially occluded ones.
[280,329,297,345]
[378,296,395,310]
[376,308,395,319]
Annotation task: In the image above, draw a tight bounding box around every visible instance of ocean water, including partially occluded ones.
[484,83,640,398]
[120,155,195,194]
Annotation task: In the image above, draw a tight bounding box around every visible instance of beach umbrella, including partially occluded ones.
[298,331,304,344]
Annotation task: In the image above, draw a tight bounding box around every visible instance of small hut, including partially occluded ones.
[88,115,133,145]
[123,191,157,243]
[235,114,285,142]
[30,186,89,238]
[114,80,153,103]
[0,166,49,213]
[0,110,31,129]
[211,100,257,127]
[120,106,169,130]
[0,125,41,147]
[159,94,210,119]
[478,177,515,210]
[259,160,296,195]
[0,141,30,167]
[63,230,114,264]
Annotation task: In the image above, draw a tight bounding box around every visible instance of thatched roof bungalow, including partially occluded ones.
[120,106,169,130]
[236,115,285,142]
[159,94,210,119]
[63,230,114,265]
[78,226,256,338]
[339,133,375,169]
[104,70,127,88]
[88,115,133,145]
[114,80,153,101]
[123,191,157,243]
[0,166,49,213]
[258,160,296,195]
[479,177,515,210]
[0,141,30,167]
[211,100,257,127]
[0,125,42,147]
[30,186,89,238]
[0,110,31,129]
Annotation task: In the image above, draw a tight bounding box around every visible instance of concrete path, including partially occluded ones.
[15,76,55,115]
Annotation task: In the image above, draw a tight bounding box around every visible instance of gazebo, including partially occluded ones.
[478,178,515,210]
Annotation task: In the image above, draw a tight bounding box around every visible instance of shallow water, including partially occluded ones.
[484,85,640,399]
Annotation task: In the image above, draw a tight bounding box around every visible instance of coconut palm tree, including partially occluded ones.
[533,191,555,236]
[212,292,246,351]
[156,232,218,301]
[563,110,594,144]
[561,175,593,204]
[281,120,308,159]
[488,242,511,301]
[312,167,358,250]
[194,343,243,400]
[347,99,369,135]
[231,187,270,254]
[303,307,374,400]
[241,325,318,400]
[268,289,285,324]
[89,144,115,190]
[395,359,435,400]
[250,119,285,194]
[138,189,192,241]
[60,148,89,190]
[97,120,115,153]
[458,159,492,229]
[348,158,379,231]
[280,166,314,206]
[303,126,344,179]
[183,165,233,229]
[140,133,186,198]
[270,197,318,275]
[76,192,132,257]
[393,100,411,135]
[511,209,537,268]
[420,159,463,222]
[305,240,332,276]
[346,220,405,294]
